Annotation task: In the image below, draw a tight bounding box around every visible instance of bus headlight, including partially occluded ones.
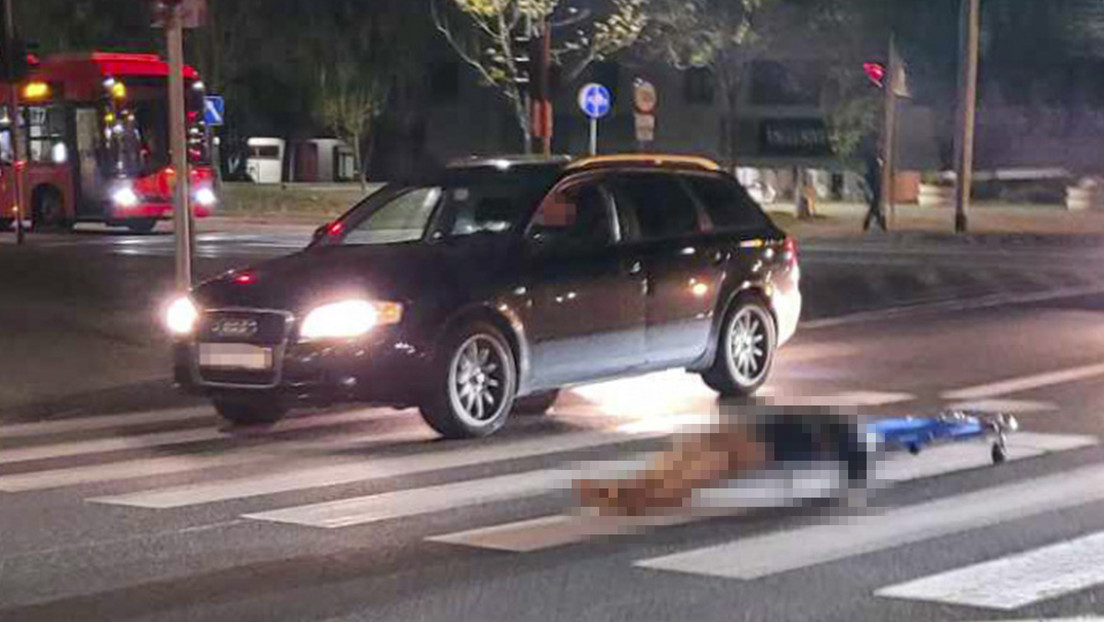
[300,299,403,340]
[112,186,139,208]
[194,187,217,207]
[165,296,199,335]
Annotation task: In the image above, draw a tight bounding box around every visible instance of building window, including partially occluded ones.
[750,60,823,106]
[683,68,715,105]
[430,62,460,102]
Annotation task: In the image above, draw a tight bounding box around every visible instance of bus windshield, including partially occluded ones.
[104,79,208,177]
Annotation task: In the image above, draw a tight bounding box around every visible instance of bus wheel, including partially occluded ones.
[126,219,158,234]
[30,188,69,232]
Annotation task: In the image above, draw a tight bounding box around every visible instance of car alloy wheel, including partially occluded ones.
[448,333,512,428]
[727,305,771,387]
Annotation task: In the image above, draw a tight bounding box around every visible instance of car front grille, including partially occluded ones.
[197,310,289,346]
[197,368,279,387]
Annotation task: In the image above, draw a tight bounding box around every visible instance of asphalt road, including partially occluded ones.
[3,223,1104,622]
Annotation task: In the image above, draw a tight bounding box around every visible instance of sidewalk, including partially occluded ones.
[767,201,1104,241]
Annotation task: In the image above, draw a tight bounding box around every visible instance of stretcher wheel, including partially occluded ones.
[991,442,1007,464]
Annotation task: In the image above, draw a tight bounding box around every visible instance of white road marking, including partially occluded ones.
[763,391,915,407]
[875,531,1104,610]
[0,408,385,465]
[633,463,1104,580]
[428,513,693,552]
[0,407,213,439]
[944,399,1059,413]
[88,429,659,509]
[0,427,433,492]
[244,469,574,528]
[942,363,1104,400]
[802,285,1104,330]
[430,432,1098,553]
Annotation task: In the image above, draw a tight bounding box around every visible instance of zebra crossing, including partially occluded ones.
[3,388,1104,616]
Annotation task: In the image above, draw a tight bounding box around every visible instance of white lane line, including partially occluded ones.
[0,407,214,439]
[802,285,1104,330]
[88,428,661,509]
[430,432,1098,553]
[0,409,382,466]
[429,514,694,552]
[633,463,1104,580]
[244,469,574,528]
[944,399,1058,413]
[0,427,433,492]
[876,531,1104,610]
[942,363,1104,401]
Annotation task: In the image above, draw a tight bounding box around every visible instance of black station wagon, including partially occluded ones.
[166,154,802,438]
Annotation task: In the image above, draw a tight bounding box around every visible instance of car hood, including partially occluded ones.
[193,238,512,313]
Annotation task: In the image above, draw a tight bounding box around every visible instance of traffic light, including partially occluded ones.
[863,62,886,88]
[513,33,531,86]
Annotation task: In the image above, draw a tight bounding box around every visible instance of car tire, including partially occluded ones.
[419,321,518,439]
[513,389,560,415]
[126,219,158,234]
[212,395,289,425]
[701,297,777,397]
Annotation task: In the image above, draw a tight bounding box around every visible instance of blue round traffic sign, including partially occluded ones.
[578,83,612,119]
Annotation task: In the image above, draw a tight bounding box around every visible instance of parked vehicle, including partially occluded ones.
[165,154,803,438]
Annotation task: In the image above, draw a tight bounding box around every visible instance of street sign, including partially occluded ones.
[152,0,208,29]
[204,95,225,126]
[577,83,611,120]
[634,113,655,143]
[633,78,657,114]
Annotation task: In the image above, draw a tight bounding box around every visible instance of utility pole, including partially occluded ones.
[954,0,980,234]
[163,0,192,289]
[881,33,901,228]
[2,0,27,245]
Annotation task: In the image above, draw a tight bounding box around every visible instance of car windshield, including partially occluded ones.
[332,166,559,246]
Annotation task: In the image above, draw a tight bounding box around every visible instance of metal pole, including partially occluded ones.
[4,0,24,245]
[954,0,980,234]
[167,2,192,289]
[588,118,597,156]
[880,33,899,231]
[539,17,552,156]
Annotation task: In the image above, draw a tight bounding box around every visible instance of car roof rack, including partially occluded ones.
[566,154,722,173]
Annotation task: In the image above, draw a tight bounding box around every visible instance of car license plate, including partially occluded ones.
[198,343,273,370]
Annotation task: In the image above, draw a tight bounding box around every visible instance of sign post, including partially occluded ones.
[633,78,657,150]
[154,0,206,290]
[577,83,611,156]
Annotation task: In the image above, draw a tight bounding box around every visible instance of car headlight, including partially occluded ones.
[165,296,199,335]
[112,186,139,207]
[194,187,217,207]
[299,299,403,340]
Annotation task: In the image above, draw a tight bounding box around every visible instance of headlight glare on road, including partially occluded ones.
[194,187,217,207]
[300,299,402,340]
[112,185,139,207]
[165,296,199,335]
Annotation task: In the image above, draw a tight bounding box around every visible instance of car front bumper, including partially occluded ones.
[173,329,431,406]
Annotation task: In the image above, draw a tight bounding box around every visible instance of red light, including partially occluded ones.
[328,221,344,235]
[233,273,254,284]
[864,62,886,87]
[784,237,799,264]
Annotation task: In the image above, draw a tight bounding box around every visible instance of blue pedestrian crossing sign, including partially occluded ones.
[578,83,612,119]
[204,95,225,126]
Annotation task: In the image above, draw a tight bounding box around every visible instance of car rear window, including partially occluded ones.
[610,173,702,240]
[684,175,770,232]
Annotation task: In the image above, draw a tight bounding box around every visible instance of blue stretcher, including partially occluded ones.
[865,410,1020,465]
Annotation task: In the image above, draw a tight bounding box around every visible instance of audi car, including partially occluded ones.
[165,154,802,438]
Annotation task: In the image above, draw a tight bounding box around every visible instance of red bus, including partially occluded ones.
[0,52,216,233]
